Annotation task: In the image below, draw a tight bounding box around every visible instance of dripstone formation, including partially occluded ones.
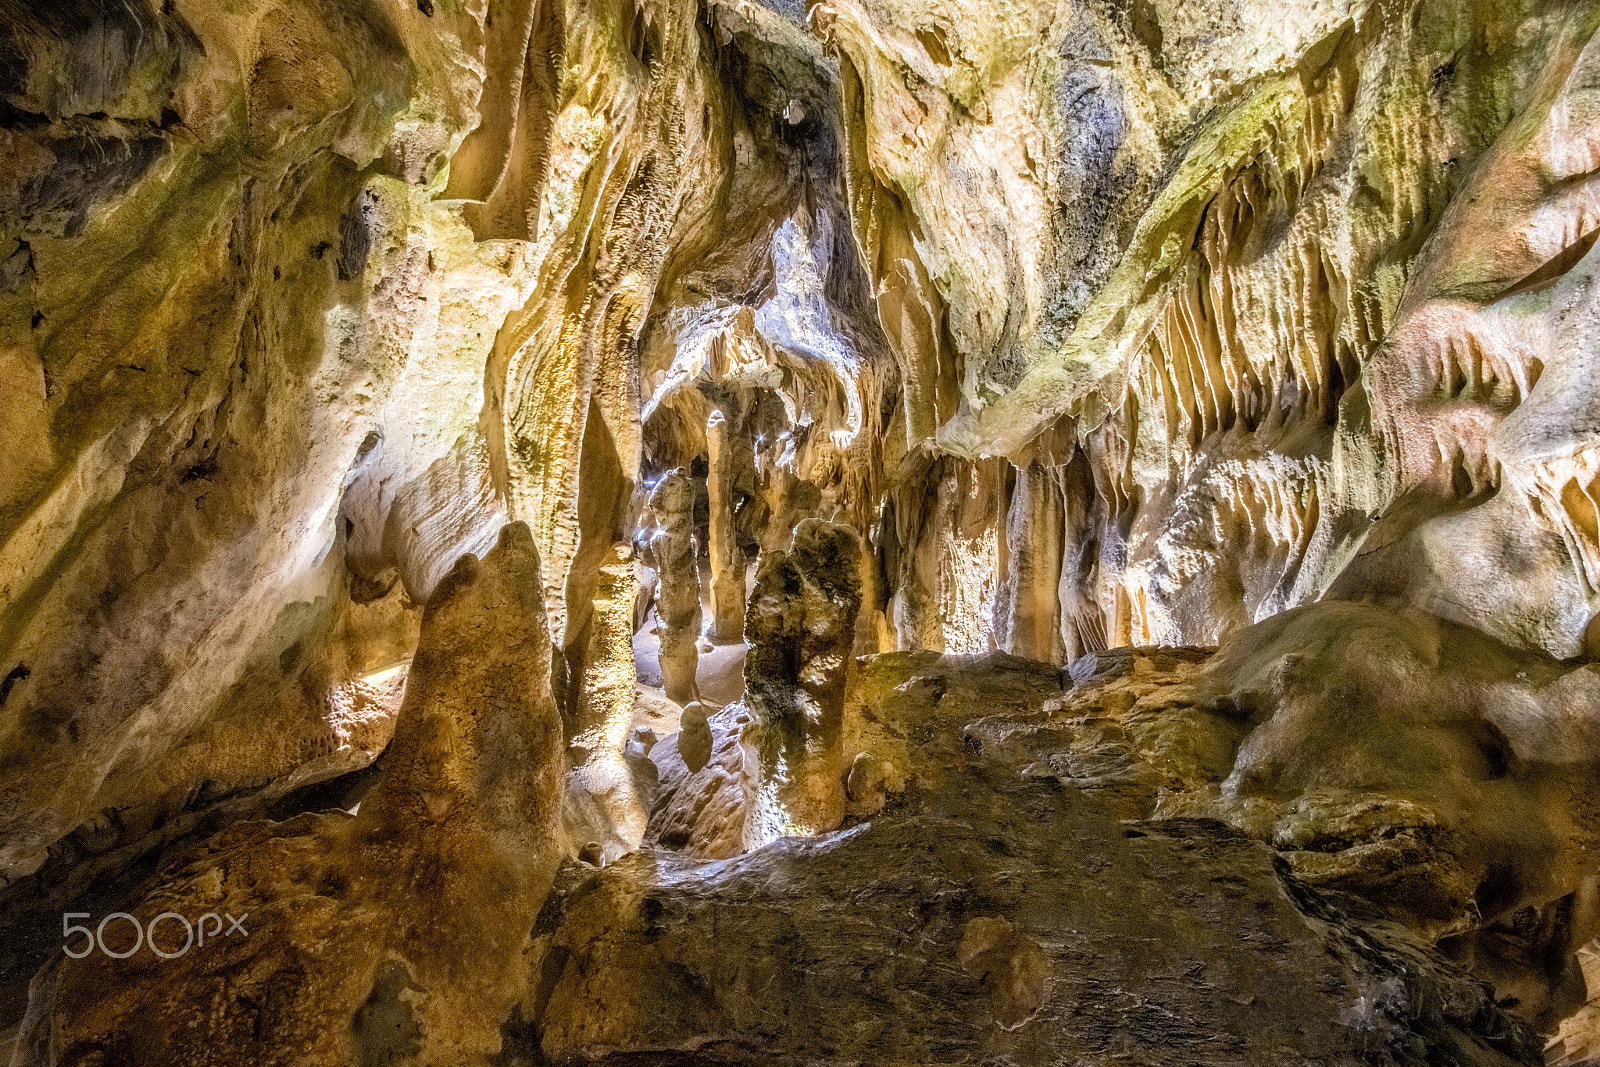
[5,0,1600,1063]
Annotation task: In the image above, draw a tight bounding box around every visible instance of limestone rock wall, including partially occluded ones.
[0,0,535,887]
[626,0,1600,675]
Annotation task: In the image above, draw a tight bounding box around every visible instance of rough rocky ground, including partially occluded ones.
[527,635,1553,1066]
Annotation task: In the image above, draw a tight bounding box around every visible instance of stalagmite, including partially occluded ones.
[676,700,714,775]
[705,410,747,644]
[742,519,863,847]
[16,523,565,1065]
[646,469,702,706]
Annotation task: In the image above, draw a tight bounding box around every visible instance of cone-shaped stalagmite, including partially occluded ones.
[18,524,566,1066]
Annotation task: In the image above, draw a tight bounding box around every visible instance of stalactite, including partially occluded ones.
[484,0,717,673]
[442,0,565,241]
[833,56,960,451]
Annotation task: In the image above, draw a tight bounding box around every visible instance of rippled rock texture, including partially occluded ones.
[8,0,1600,1061]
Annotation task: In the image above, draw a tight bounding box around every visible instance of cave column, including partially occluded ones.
[999,462,1066,664]
[887,460,948,653]
[569,542,647,854]
[706,410,746,643]
[648,469,701,705]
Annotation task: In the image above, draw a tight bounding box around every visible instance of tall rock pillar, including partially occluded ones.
[706,410,747,643]
[647,469,702,705]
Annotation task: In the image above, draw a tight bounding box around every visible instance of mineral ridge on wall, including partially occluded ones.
[6,0,1600,1061]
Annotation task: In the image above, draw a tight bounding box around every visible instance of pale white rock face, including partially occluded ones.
[753,214,867,445]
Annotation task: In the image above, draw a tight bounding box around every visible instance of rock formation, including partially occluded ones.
[8,0,1600,1061]
[643,468,702,705]
[704,409,746,644]
[532,742,1545,1066]
[743,518,863,846]
[13,521,563,1065]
